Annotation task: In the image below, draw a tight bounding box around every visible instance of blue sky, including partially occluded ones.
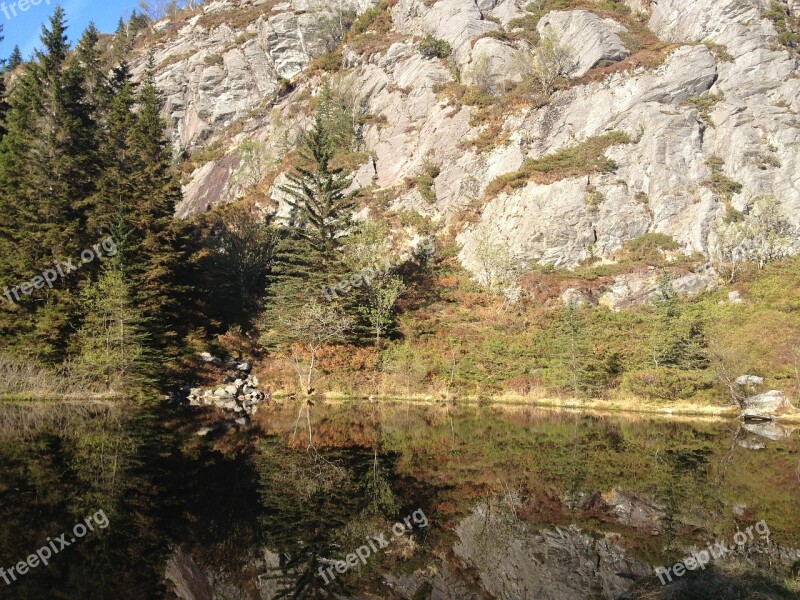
[1,0,140,61]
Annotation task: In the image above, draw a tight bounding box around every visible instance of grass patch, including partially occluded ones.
[196,2,282,30]
[703,156,743,200]
[764,0,800,53]
[484,132,631,199]
[687,91,724,127]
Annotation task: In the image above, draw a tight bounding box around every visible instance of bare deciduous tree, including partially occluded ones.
[712,195,795,281]
[530,30,575,96]
[284,301,354,391]
[229,139,274,199]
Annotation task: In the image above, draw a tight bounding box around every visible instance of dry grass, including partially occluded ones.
[0,354,110,399]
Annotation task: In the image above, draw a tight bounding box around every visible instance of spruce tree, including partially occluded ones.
[280,115,356,261]
[74,23,108,114]
[125,55,190,359]
[7,45,22,71]
[72,258,149,391]
[651,273,708,370]
[0,12,100,359]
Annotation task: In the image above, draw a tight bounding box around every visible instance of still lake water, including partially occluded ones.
[0,400,798,599]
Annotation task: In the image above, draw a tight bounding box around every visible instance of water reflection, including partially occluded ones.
[0,400,798,599]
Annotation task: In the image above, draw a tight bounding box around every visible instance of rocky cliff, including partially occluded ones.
[132,0,800,271]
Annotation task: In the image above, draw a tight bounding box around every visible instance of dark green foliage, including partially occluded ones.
[555,301,621,398]
[0,18,191,389]
[198,205,278,328]
[650,273,709,371]
[280,115,357,260]
[0,27,7,139]
[765,0,800,50]
[7,44,23,71]
[418,34,451,59]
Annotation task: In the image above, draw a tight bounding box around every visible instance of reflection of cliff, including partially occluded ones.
[452,504,651,600]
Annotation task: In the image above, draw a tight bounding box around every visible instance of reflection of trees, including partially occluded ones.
[255,436,400,599]
[0,401,162,598]
[652,445,712,549]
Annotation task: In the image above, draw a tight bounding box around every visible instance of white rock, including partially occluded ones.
[537,10,630,78]
[735,375,764,386]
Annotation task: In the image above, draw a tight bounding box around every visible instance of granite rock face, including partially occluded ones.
[138,0,800,272]
[537,10,630,77]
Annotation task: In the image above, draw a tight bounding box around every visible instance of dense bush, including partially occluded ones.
[621,368,713,401]
[418,35,451,59]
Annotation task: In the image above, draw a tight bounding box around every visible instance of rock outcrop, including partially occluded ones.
[537,10,630,77]
[135,0,800,272]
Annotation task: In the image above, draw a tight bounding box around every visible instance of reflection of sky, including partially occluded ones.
[1,0,139,60]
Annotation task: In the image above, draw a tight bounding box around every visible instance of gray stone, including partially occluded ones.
[735,375,764,387]
[537,10,630,77]
[743,390,788,415]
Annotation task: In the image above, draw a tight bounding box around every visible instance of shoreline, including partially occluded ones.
[308,392,800,424]
[3,391,799,425]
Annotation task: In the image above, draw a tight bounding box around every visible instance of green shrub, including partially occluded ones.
[621,367,712,401]
[620,233,679,264]
[418,35,451,59]
[485,132,630,199]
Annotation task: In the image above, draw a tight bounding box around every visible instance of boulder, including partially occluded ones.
[741,390,789,420]
[199,352,222,364]
[466,37,526,93]
[237,362,251,372]
[738,437,766,450]
[735,375,764,387]
[537,10,629,78]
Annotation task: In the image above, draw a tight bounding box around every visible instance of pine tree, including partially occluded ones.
[125,55,191,359]
[73,258,149,391]
[7,45,22,71]
[280,115,356,261]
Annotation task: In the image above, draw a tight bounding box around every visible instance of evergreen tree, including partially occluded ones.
[89,61,136,232]
[125,55,191,359]
[72,258,149,391]
[74,23,108,113]
[280,115,356,261]
[651,272,708,370]
[316,80,357,151]
[259,232,330,351]
[128,9,151,35]
[7,45,22,71]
